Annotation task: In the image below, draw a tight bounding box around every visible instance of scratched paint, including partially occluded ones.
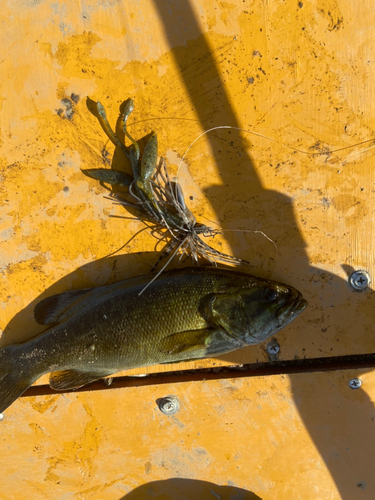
[1,0,375,384]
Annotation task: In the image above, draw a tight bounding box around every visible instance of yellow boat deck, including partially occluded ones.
[1,1,374,498]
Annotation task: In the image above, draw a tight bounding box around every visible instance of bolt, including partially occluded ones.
[349,270,370,291]
[267,342,280,354]
[158,396,180,415]
[349,378,362,389]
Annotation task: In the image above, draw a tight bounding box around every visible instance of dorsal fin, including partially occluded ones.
[34,288,93,325]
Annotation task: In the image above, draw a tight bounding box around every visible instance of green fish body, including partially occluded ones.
[0,267,307,413]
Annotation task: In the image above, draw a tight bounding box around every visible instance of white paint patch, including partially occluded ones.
[0,227,15,242]
[0,245,38,271]
[56,149,82,172]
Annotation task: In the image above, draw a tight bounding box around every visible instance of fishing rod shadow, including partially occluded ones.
[119,478,261,500]
[0,251,161,348]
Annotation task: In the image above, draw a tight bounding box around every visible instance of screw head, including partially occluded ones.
[0,413,3,421]
[158,396,180,415]
[267,342,280,354]
[349,270,370,291]
[349,378,362,389]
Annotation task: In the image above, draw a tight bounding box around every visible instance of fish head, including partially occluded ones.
[205,279,308,345]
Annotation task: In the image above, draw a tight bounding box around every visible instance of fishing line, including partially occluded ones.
[138,239,187,295]
[101,224,152,259]
[176,125,375,182]
[218,229,278,253]
[199,215,278,252]
[96,105,374,280]
[125,116,375,168]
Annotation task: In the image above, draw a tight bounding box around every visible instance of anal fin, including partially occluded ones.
[49,369,115,391]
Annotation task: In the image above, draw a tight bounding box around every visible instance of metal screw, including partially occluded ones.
[158,396,180,415]
[349,378,362,389]
[349,270,370,291]
[267,342,280,355]
[0,413,3,421]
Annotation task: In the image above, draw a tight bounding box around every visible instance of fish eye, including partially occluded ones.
[264,287,279,301]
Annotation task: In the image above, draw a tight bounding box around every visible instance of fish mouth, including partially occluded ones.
[280,292,308,327]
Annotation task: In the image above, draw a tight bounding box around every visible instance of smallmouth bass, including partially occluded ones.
[0,267,307,413]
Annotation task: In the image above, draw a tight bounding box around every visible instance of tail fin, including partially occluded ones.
[0,344,39,414]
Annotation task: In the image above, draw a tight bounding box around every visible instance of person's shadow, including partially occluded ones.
[119,478,261,500]
[146,0,375,497]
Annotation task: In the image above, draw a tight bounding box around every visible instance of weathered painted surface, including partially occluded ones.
[0,2,374,374]
[1,368,374,499]
[3,2,375,498]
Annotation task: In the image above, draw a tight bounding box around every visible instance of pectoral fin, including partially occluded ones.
[159,328,214,355]
[49,369,115,391]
